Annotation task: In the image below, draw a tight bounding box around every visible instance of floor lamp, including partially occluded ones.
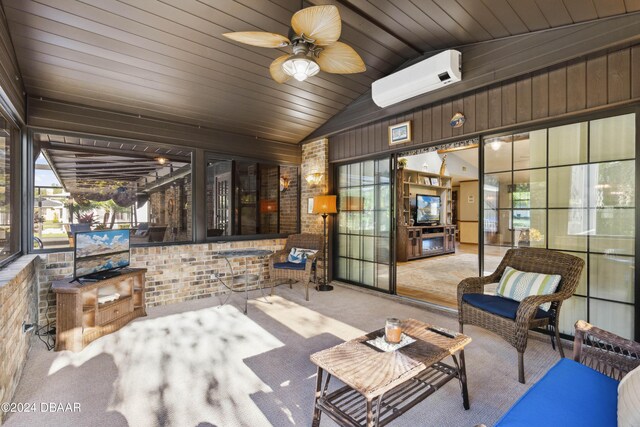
[312,195,337,292]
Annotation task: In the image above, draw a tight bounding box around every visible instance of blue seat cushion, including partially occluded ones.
[462,293,552,320]
[273,261,307,271]
[496,358,619,427]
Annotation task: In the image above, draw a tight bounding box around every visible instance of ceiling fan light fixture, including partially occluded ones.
[282,54,320,82]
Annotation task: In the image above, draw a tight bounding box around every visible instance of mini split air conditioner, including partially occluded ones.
[371,49,462,108]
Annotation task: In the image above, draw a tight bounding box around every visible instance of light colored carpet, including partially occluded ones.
[397,249,504,307]
[6,284,563,427]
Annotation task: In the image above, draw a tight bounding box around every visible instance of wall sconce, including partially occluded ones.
[279,176,290,192]
[305,172,323,187]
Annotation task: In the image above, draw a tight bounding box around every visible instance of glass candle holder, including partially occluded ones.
[385,318,402,344]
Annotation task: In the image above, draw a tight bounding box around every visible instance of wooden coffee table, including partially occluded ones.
[310,319,471,427]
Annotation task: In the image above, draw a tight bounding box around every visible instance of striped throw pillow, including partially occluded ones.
[287,247,318,264]
[496,266,561,311]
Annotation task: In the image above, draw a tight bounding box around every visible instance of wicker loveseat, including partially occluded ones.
[269,233,323,301]
[496,320,640,426]
[457,247,584,383]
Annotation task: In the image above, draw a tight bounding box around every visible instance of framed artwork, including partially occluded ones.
[308,197,314,214]
[388,121,412,145]
[430,177,440,186]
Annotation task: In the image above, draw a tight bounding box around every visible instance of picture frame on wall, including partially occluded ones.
[388,121,412,145]
[308,197,314,214]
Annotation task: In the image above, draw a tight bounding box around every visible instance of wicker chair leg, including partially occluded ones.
[306,280,309,301]
[518,352,525,384]
[554,323,565,358]
[270,279,275,296]
[459,322,464,334]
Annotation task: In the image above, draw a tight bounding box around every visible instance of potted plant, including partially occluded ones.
[71,212,95,234]
[398,158,407,169]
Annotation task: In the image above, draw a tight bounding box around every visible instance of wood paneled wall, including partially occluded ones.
[28,97,301,164]
[0,7,25,123]
[329,44,640,162]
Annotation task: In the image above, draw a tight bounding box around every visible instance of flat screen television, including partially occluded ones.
[74,229,130,279]
[416,194,441,225]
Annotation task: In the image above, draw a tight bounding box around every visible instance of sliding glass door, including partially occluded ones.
[482,112,636,339]
[335,158,392,291]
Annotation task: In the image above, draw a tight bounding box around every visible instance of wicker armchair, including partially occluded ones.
[269,233,323,301]
[457,247,584,383]
[574,320,640,380]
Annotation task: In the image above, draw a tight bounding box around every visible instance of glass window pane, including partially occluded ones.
[362,160,374,184]
[348,259,361,283]
[362,262,375,286]
[559,295,587,336]
[589,208,635,255]
[516,209,546,248]
[348,163,361,186]
[513,169,546,209]
[484,209,512,246]
[484,244,510,276]
[484,136,512,173]
[590,113,635,162]
[377,159,390,184]
[548,209,588,251]
[349,235,361,259]
[590,300,634,340]
[35,136,193,248]
[590,161,634,208]
[484,172,512,209]
[548,165,588,208]
[562,251,587,295]
[549,122,588,166]
[0,122,15,259]
[236,161,257,235]
[338,164,348,188]
[362,236,375,261]
[259,165,278,234]
[590,253,634,303]
[514,130,546,170]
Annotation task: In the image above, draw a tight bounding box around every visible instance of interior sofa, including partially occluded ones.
[496,320,640,426]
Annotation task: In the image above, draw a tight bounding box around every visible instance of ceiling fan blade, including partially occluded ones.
[317,42,366,74]
[270,55,292,83]
[222,32,290,48]
[291,5,341,46]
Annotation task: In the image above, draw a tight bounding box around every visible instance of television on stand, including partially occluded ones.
[415,194,441,226]
[73,229,131,281]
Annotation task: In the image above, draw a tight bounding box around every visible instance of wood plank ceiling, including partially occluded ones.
[3,0,639,144]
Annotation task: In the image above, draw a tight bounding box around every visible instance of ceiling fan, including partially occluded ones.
[223,5,366,83]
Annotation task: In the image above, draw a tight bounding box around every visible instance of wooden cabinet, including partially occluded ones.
[397,168,455,261]
[53,268,147,352]
[402,225,456,260]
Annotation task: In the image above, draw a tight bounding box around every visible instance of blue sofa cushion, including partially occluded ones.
[273,261,307,271]
[462,294,552,320]
[496,358,619,427]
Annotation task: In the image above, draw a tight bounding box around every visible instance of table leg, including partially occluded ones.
[459,350,470,410]
[244,257,248,315]
[312,367,324,427]
[366,399,374,427]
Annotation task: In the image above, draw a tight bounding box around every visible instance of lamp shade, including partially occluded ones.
[312,195,337,215]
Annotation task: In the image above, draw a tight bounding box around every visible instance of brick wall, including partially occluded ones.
[279,165,299,234]
[301,139,329,234]
[301,139,330,281]
[0,256,38,425]
[37,239,286,324]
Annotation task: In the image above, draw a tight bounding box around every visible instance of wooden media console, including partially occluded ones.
[53,268,147,352]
